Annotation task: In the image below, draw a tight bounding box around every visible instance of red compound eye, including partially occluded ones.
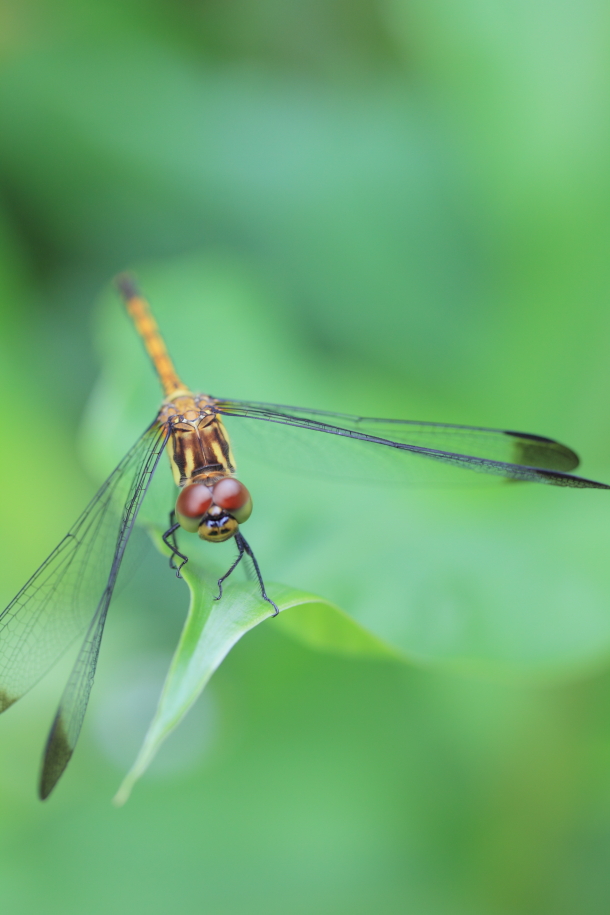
[176,483,213,518]
[213,478,250,511]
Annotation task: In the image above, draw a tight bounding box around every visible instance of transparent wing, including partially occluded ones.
[37,422,171,798]
[0,421,167,714]
[0,420,169,796]
[213,398,609,489]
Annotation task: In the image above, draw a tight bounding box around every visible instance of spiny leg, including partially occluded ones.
[239,533,279,617]
[214,536,246,601]
[162,511,189,577]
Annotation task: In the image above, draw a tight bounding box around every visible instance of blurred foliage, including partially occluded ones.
[1,0,610,913]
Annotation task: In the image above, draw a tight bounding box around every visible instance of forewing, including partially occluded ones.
[39,422,171,798]
[213,399,609,489]
[0,422,167,716]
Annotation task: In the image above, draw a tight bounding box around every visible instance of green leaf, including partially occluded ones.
[114,541,399,805]
[274,595,406,661]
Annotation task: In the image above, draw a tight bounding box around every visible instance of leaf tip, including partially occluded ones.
[112,778,134,807]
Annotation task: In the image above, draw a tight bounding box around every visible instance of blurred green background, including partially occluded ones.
[2,1,610,912]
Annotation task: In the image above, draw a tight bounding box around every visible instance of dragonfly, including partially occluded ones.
[1,275,608,800]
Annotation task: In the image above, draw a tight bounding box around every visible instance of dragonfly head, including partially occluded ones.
[175,478,253,543]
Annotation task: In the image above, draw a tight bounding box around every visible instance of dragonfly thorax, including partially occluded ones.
[175,477,252,543]
[159,393,236,488]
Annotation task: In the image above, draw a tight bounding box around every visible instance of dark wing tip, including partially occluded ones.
[505,431,580,473]
[39,714,73,801]
[0,690,16,714]
[114,272,140,302]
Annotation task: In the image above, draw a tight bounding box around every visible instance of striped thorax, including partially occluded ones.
[158,392,236,489]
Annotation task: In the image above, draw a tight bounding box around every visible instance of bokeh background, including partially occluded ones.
[1,1,610,912]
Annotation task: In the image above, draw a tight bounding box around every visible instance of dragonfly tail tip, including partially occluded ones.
[115,272,140,302]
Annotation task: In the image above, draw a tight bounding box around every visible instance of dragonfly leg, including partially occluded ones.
[168,510,180,564]
[239,533,279,617]
[169,510,177,539]
[215,536,246,601]
[162,515,189,577]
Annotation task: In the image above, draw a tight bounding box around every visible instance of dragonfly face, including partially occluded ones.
[175,477,252,541]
